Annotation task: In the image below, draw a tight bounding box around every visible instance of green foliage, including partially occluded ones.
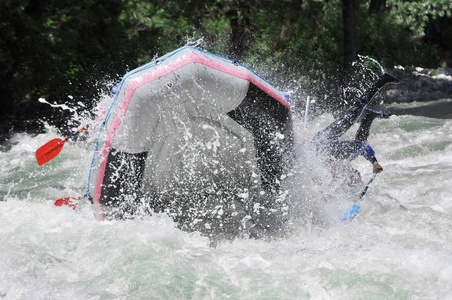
[359,0,452,67]
[388,0,452,37]
[1,0,451,136]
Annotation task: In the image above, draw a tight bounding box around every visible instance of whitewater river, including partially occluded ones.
[1,100,451,299]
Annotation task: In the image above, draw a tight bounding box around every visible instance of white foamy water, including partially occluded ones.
[1,105,451,299]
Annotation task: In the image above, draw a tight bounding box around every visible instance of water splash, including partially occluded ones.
[2,60,452,298]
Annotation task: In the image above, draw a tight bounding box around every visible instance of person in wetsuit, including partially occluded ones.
[313,73,399,175]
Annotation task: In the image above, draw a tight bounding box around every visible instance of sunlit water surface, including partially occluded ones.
[1,104,451,299]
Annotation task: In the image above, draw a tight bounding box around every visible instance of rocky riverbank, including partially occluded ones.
[384,67,452,103]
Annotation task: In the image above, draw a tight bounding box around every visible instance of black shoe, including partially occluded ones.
[365,106,393,119]
[378,73,400,85]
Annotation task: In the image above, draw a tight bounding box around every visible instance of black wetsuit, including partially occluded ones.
[313,73,398,163]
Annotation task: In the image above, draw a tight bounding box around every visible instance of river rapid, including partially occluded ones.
[1,99,451,299]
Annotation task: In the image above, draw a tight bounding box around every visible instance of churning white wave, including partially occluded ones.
[1,105,451,299]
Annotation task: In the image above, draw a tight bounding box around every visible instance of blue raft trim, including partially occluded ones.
[85,46,289,198]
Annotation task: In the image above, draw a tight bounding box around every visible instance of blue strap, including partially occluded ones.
[349,141,375,161]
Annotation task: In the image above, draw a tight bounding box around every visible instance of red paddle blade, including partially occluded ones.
[54,197,79,210]
[36,138,67,166]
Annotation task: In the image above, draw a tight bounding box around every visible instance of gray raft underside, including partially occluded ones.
[93,51,293,238]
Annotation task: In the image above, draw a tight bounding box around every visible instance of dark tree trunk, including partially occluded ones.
[342,0,356,69]
[226,2,253,61]
[369,0,386,14]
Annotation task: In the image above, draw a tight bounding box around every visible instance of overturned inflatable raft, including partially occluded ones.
[87,47,293,237]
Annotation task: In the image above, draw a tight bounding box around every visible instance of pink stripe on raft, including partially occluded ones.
[197,56,290,109]
[93,54,290,215]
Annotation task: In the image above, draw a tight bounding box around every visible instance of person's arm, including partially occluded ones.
[354,142,384,173]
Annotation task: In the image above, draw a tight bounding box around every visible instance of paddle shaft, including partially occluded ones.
[359,173,377,199]
[342,173,377,221]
